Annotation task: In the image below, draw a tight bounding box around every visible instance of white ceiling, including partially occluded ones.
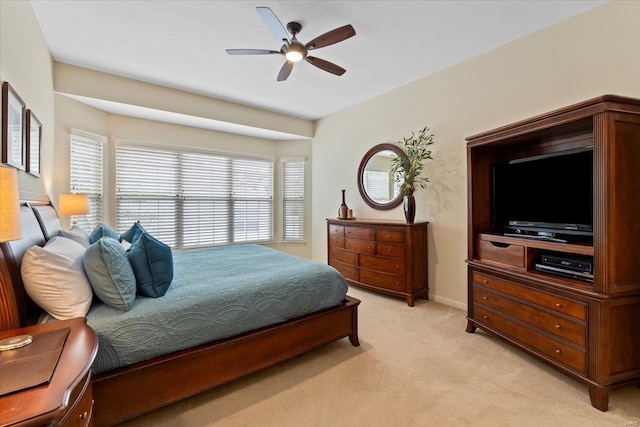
[30,0,605,137]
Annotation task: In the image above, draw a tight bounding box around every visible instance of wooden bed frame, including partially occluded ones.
[0,197,360,426]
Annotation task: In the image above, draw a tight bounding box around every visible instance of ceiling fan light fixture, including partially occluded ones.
[285,50,303,62]
[285,44,305,62]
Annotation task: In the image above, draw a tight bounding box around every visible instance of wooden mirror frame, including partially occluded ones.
[357,143,407,210]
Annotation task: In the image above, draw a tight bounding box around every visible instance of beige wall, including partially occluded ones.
[311,1,640,309]
[0,0,54,195]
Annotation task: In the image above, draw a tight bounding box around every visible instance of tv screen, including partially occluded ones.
[491,148,593,237]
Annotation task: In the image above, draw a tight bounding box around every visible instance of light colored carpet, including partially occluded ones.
[120,287,640,426]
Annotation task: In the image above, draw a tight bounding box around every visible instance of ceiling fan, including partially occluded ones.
[226,6,356,81]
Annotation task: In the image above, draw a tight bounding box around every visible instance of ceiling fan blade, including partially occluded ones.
[226,49,280,55]
[305,24,355,50]
[277,61,294,81]
[256,6,289,42]
[305,56,346,76]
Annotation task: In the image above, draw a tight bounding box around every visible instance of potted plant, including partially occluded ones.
[390,127,434,223]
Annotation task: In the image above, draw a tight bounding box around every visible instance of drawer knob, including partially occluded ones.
[396,265,400,269]
[483,280,489,284]
[387,249,391,253]
[396,281,400,285]
[556,303,562,308]
[555,349,562,354]
[483,315,488,319]
[368,246,371,250]
[555,324,561,329]
[79,411,89,420]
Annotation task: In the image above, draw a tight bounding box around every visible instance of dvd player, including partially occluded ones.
[540,254,592,273]
[535,253,593,282]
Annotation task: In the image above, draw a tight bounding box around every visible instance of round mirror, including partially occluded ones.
[357,143,407,210]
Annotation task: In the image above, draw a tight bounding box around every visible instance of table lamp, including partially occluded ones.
[59,193,90,227]
[0,165,22,243]
[0,166,30,350]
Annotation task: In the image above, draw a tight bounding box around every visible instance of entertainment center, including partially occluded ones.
[465,95,640,411]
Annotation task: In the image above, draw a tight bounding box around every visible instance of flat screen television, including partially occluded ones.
[491,147,593,242]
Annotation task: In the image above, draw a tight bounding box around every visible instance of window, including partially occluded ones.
[282,158,305,242]
[69,130,105,231]
[116,144,274,248]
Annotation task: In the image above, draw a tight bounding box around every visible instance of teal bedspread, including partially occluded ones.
[86,244,348,374]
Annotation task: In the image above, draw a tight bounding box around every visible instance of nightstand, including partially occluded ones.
[0,317,98,426]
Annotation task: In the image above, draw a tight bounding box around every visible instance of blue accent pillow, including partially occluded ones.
[89,223,119,244]
[83,237,137,311]
[127,232,173,297]
[120,221,146,244]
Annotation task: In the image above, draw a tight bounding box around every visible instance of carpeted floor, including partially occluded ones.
[120,286,640,426]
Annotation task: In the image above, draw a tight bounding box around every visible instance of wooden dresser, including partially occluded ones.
[327,218,428,306]
[466,95,640,411]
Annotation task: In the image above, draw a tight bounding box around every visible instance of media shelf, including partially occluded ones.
[466,95,640,411]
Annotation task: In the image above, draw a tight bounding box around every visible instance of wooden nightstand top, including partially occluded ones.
[0,317,98,426]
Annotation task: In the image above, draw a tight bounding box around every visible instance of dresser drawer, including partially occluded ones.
[376,229,405,244]
[472,271,587,321]
[360,269,405,292]
[477,238,525,268]
[329,224,344,238]
[473,285,586,347]
[59,373,92,426]
[329,236,344,248]
[360,254,406,275]
[377,243,405,258]
[474,305,586,374]
[345,226,375,241]
[329,247,358,266]
[345,239,375,254]
[330,260,358,282]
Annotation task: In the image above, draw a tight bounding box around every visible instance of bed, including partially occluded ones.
[0,196,360,426]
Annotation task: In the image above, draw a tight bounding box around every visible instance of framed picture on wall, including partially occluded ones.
[26,109,41,177]
[1,82,26,170]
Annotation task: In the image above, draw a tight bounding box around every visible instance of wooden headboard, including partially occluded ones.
[0,196,62,331]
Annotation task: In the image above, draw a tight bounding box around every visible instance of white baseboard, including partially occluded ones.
[429,294,467,311]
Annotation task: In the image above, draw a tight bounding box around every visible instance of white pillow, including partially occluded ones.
[21,236,93,320]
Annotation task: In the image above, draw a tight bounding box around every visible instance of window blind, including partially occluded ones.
[70,130,105,231]
[364,170,392,203]
[282,158,305,242]
[116,144,274,248]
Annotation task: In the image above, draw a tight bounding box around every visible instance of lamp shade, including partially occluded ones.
[0,166,22,242]
[59,193,90,216]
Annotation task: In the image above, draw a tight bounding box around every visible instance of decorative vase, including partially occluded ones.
[403,194,416,224]
[339,189,349,219]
